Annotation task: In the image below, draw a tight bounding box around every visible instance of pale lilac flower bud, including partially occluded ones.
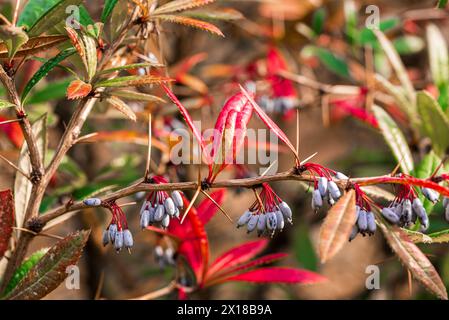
[164,197,176,216]
[171,191,183,208]
[140,210,150,229]
[108,224,117,243]
[140,200,151,215]
[275,211,284,231]
[357,210,368,231]
[311,189,323,210]
[148,206,155,224]
[161,213,170,229]
[247,214,259,233]
[349,225,359,241]
[443,197,449,209]
[102,230,109,247]
[382,207,400,224]
[266,212,277,231]
[402,199,412,224]
[257,213,267,236]
[366,211,376,234]
[114,230,124,252]
[328,181,341,199]
[445,205,449,223]
[278,202,292,223]
[83,198,101,207]
[335,172,349,180]
[422,187,439,204]
[123,229,133,249]
[154,204,165,222]
[412,198,427,221]
[237,210,252,228]
[318,177,328,197]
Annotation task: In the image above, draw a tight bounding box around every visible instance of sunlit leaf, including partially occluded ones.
[153,0,215,15]
[183,8,243,21]
[95,75,172,88]
[106,96,137,122]
[108,90,165,103]
[6,230,90,300]
[0,35,67,59]
[372,105,414,174]
[98,62,164,76]
[417,91,449,157]
[66,79,92,100]
[379,220,448,300]
[155,15,224,36]
[319,189,357,263]
[0,190,14,260]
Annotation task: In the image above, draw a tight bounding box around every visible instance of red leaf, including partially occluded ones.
[66,80,92,100]
[0,190,15,259]
[266,47,297,99]
[197,189,226,225]
[239,84,299,161]
[162,84,208,161]
[223,267,326,284]
[0,116,24,148]
[207,253,288,285]
[207,91,253,181]
[206,239,268,277]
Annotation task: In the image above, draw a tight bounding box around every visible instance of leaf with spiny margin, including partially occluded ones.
[154,0,215,15]
[21,48,75,102]
[155,15,224,37]
[14,114,47,233]
[108,90,165,103]
[95,75,173,88]
[106,97,137,122]
[0,190,14,260]
[183,8,243,21]
[417,91,449,157]
[319,189,357,263]
[98,62,164,76]
[2,248,48,297]
[18,0,84,37]
[80,31,97,81]
[6,230,90,300]
[101,0,119,23]
[66,79,92,100]
[0,35,67,59]
[378,219,448,300]
[372,105,414,174]
[0,25,29,59]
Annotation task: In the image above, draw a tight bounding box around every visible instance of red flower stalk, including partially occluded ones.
[147,189,326,298]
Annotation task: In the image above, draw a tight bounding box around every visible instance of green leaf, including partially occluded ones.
[109,90,165,103]
[79,4,94,26]
[417,91,449,156]
[6,230,90,300]
[101,0,119,23]
[21,49,75,103]
[372,105,414,174]
[413,152,441,212]
[360,18,400,46]
[312,8,326,35]
[0,25,29,58]
[18,0,84,37]
[13,114,47,233]
[427,229,449,243]
[343,0,358,45]
[438,0,448,8]
[0,99,15,108]
[294,223,318,271]
[80,31,97,81]
[302,46,350,79]
[27,78,72,104]
[2,248,48,297]
[426,24,449,110]
[393,35,424,55]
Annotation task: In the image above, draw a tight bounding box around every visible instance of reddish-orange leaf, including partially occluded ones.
[66,80,92,100]
[156,15,224,37]
[0,190,15,259]
[319,189,357,263]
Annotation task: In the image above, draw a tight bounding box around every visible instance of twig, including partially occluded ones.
[0,154,31,180]
[130,281,176,300]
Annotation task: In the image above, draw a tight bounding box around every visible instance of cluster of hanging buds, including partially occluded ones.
[300,163,345,210]
[237,183,292,237]
[381,182,436,232]
[154,244,176,269]
[139,176,184,230]
[349,185,377,241]
[83,198,134,253]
